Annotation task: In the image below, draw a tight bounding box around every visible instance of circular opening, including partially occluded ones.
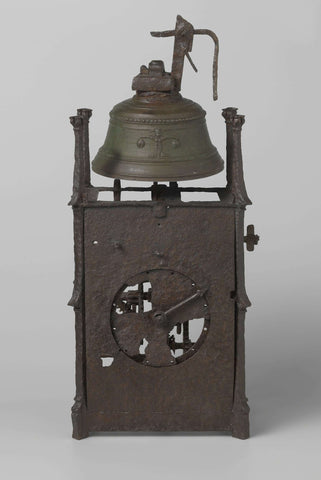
[110,269,210,367]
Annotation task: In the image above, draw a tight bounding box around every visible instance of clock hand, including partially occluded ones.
[153,289,206,329]
[164,289,205,316]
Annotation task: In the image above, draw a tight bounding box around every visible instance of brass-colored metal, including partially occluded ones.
[92,16,223,182]
[92,93,223,181]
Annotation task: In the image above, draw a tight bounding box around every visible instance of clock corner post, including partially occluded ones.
[222,107,252,206]
[231,304,250,438]
[223,108,252,439]
[231,208,252,440]
[68,109,92,439]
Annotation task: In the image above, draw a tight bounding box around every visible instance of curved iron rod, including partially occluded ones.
[194,29,219,101]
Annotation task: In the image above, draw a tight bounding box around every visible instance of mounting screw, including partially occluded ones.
[244,225,259,251]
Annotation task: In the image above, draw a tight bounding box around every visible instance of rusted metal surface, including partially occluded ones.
[132,60,174,92]
[149,15,219,99]
[222,107,251,205]
[68,16,258,440]
[84,204,235,430]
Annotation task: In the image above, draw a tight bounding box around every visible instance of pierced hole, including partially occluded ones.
[174,348,183,357]
[121,191,151,201]
[180,192,219,202]
[101,357,114,367]
[189,318,206,342]
[144,300,152,312]
[144,282,152,311]
[92,240,98,245]
[97,191,114,201]
[139,338,149,355]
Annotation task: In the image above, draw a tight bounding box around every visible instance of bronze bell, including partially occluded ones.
[92,15,224,181]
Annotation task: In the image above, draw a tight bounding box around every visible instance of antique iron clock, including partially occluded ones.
[69,15,259,439]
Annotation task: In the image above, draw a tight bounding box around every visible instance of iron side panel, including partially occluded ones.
[84,204,235,431]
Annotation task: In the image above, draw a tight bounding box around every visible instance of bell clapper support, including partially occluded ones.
[151,15,219,100]
[113,179,121,201]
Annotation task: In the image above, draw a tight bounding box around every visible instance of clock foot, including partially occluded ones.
[231,410,249,439]
[71,400,89,440]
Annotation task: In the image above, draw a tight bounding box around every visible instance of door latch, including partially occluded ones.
[244,225,259,251]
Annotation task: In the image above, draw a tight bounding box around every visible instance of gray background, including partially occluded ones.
[1,0,320,478]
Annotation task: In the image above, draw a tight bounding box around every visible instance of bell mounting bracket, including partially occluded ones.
[132,15,219,100]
